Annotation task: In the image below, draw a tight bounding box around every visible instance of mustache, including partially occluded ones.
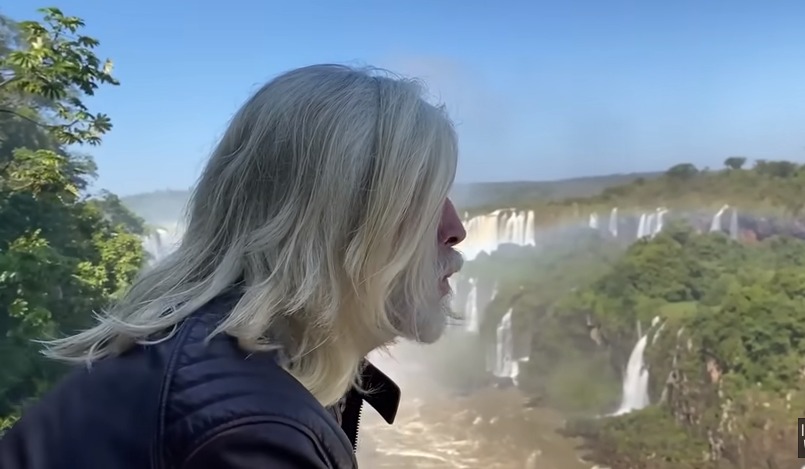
[438,248,464,276]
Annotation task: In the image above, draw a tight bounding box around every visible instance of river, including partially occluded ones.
[356,342,593,469]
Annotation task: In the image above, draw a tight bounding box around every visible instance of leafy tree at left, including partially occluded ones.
[0,7,146,432]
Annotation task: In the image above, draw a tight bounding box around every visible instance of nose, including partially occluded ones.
[438,198,466,247]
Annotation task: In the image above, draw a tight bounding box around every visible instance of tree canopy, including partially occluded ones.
[469,218,805,468]
[0,7,145,432]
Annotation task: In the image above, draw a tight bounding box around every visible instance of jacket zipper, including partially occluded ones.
[353,400,363,451]
[342,388,363,452]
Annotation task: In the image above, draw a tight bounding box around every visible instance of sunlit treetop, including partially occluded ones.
[0,7,118,146]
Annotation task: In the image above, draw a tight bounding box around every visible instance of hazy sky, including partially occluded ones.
[5,0,805,195]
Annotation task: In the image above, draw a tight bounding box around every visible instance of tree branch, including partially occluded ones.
[0,108,78,130]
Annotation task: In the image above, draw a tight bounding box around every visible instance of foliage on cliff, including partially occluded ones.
[563,224,805,467]
[467,231,626,412]
[0,8,145,432]
[474,221,805,468]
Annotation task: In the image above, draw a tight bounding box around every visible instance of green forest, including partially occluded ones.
[2,7,805,469]
[0,8,146,431]
[469,218,805,468]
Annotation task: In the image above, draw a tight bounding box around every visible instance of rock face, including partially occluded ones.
[654,329,804,469]
[552,322,805,469]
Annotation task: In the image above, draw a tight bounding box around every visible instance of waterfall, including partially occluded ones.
[637,212,656,239]
[710,204,729,232]
[610,315,662,416]
[608,207,618,237]
[635,208,668,239]
[460,209,537,260]
[524,211,536,246]
[142,223,184,263]
[493,308,517,381]
[729,207,739,239]
[588,213,599,230]
[147,206,751,270]
[653,208,668,237]
[452,275,499,333]
[464,278,479,333]
[612,333,651,415]
[503,211,528,244]
[652,321,666,345]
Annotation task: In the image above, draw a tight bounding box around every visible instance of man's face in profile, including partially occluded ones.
[391,198,465,344]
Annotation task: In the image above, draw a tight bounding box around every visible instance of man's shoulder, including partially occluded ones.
[161,312,355,468]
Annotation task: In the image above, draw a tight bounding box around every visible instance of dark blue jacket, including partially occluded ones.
[0,293,400,468]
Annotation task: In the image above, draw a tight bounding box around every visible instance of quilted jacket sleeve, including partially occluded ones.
[180,420,334,469]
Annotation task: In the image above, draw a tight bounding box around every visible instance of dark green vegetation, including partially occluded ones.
[0,8,145,432]
[467,161,805,469]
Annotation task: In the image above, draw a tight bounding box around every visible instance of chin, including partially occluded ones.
[411,318,446,344]
[407,298,450,344]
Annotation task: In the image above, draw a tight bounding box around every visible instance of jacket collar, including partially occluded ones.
[358,361,400,424]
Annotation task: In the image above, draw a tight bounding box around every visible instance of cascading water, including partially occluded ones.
[653,208,668,236]
[587,204,753,242]
[460,205,748,261]
[635,208,667,239]
[146,206,754,273]
[729,207,739,239]
[460,209,537,260]
[710,204,729,232]
[636,213,651,238]
[142,223,184,263]
[493,308,518,382]
[612,334,650,415]
[588,213,599,230]
[464,278,479,333]
[611,316,661,416]
[608,207,618,237]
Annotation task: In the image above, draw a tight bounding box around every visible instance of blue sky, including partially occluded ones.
[4,0,805,195]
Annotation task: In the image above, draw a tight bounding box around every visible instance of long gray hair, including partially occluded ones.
[43,64,459,406]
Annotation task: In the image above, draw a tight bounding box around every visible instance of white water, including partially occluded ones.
[635,207,667,239]
[710,204,730,232]
[612,333,651,415]
[357,343,587,469]
[464,278,480,333]
[588,212,599,230]
[142,205,746,267]
[142,223,184,262]
[608,207,618,237]
[493,308,518,382]
[460,209,537,260]
[729,207,739,239]
[611,316,662,416]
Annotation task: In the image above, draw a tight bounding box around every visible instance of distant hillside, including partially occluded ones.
[121,189,191,225]
[449,172,661,211]
[121,172,662,225]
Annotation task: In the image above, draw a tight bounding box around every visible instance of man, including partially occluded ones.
[0,64,466,468]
